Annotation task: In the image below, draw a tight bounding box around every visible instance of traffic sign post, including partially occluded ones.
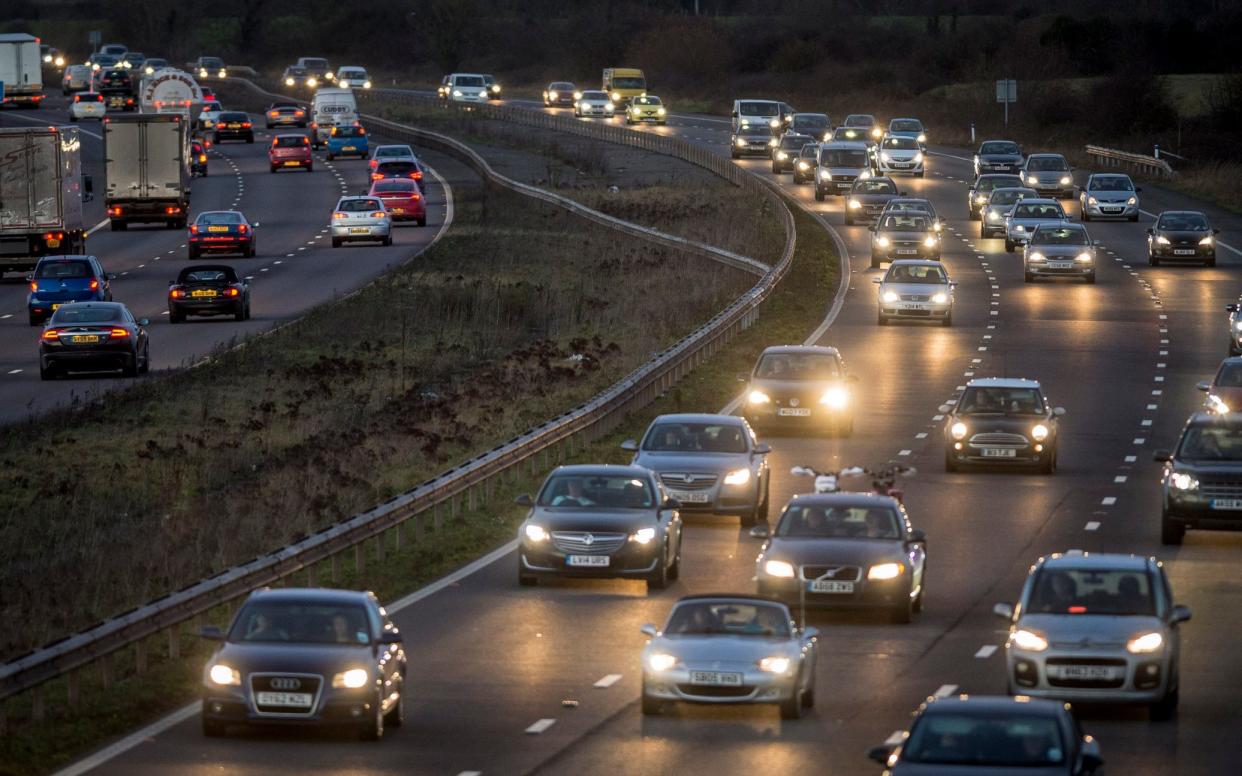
[996,79,1017,126]
[88,30,101,50]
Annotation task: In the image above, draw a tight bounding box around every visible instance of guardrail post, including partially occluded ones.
[374,533,385,563]
[168,626,181,659]
[415,512,426,542]
[30,686,43,723]
[98,653,111,689]
[467,486,476,512]
[331,553,341,582]
[307,561,317,587]
[355,543,366,574]
[393,524,403,551]
[135,639,147,675]
[435,502,445,532]
[67,669,79,707]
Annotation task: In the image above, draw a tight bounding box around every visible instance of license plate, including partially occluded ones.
[810,580,854,594]
[835,182,850,188]
[1057,665,1117,681]
[46,239,61,248]
[349,227,369,234]
[981,447,1017,458]
[227,123,242,128]
[207,225,229,232]
[1048,261,1073,269]
[51,303,62,310]
[191,289,217,298]
[667,489,710,503]
[896,249,917,255]
[390,207,405,214]
[1210,499,1242,510]
[255,691,313,708]
[690,671,742,686]
[70,335,100,343]
[566,555,609,567]
[283,160,300,166]
[900,303,924,310]
[343,146,356,151]
[892,162,910,168]
[1173,249,1196,256]
[777,408,811,417]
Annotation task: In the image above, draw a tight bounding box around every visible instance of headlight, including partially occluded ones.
[723,468,751,486]
[763,559,796,578]
[479,91,489,98]
[307,77,318,87]
[1012,629,1049,652]
[975,194,988,203]
[876,236,891,247]
[736,137,748,148]
[1029,251,1045,262]
[1127,196,1137,205]
[199,68,207,77]
[1087,196,1098,206]
[882,290,900,303]
[797,161,810,170]
[325,72,335,80]
[1200,235,1214,246]
[42,54,52,63]
[363,81,371,89]
[768,137,779,147]
[1060,175,1072,185]
[769,118,780,129]
[631,527,657,544]
[758,656,791,674]
[491,84,501,93]
[951,421,968,440]
[524,524,549,542]
[821,386,849,409]
[1031,424,1049,441]
[1169,471,1198,491]
[285,77,295,86]
[848,199,861,209]
[776,151,788,160]
[1015,224,1026,232]
[657,107,665,115]
[913,151,924,163]
[453,89,462,97]
[871,127,882,138]
[867,562,904,580]
[988,210,1002,222]
[1127,632,1165,654]
[858,169,872,179]
[916,133,926,143]
[880,152,892,162]
[573,91,583,100]
[218,69,227,78]
[332,668,370,689]
[923,236,937,248]
[748,389,771,405]
[1027,175,1039,185]
[647,653,677,671]
[209,664,241,686]
[611,91,621,101]
[740,120,750,128]
[55,56,65,67]
[1208,393,1230,414]
[818,169,829,180]
[1234,321,1242,332]
[1154,235,1170,245]
[932,292,948,304]
[1076,252,1093,263]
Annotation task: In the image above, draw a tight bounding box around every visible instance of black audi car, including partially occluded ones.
[845,176,905,226]
[771,133,815,174]
[516,464,684,591]
[967,173,1024,220]
[742,345,856,436]
[213,111,254,143]
[972,139,1024,177]
[200,588,407,739]
[753,492,926,623]
[39,302,150,380]
[1155,411,1242,544]
[1147,210,1219,267]
[168,265,250,323]
[942,378,1065,473]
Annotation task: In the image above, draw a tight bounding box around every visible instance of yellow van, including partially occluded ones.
[602,68,646,106]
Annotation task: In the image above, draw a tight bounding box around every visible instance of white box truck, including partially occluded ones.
[0,126,90,276]
[310,87,357,148]
[105,113,191,230]
[0,33,44,108]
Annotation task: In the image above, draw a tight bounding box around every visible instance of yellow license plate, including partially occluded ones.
[343,146,356,151]
[207,225,229,232]
[70,335,100,344]
[283,160,300,165]
[46,239,61,248]
[348,227,369,234]
[191,289,217,298]
[51,303,62,310]
[390,207,404,214]
[227,123,242,128]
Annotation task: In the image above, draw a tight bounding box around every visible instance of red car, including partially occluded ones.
[268,134,313,173]
[369,178,426,226]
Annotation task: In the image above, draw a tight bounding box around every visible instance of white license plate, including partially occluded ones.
[567,555,610,567]
[690,671,742,686]
[810,580,854,594]
[1211,499,1242,510]
[777,408,811,417]
[1057,665,1117,681]
[1048,262,1073,269]
[892,163,910,168]
[981,447,1017,458]
[1173,249,1196,256]
[255,691,313,708]
[896,249,917,255]
[348,227,369,234]
[667,489,710,503]
[899,303,924,310]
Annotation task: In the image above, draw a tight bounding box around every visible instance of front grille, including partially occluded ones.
[969,432,1028,447]
[1045,657,1127,689]
[1200,480,1242,498]
[660,473,717,491]
[900,294,930,302]
[832,174,855,182]
[801,565,861,581]
[250,674,322,715]
[677,684,754,698]
[551,531,626,555]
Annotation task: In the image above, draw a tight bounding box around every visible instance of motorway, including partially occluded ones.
[65,95,1242,775]
[0,95,456,424]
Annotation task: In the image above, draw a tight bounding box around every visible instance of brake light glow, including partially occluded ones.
[42,329,61,341]
[333,212,348,219]
[199,154,207,163]
[370,173,383,181]
[241,122,252,128]
[89,279,99,290]
[190,225,199,234]
[30,281,37,292]
[165,206,181,214]
[224,287,240,297]
[109,206,123,216]
[238,224,248,233]
[1068,606,1087,614]
[170,288,185,298]
[109,328,129,338]
[370,211,386,219]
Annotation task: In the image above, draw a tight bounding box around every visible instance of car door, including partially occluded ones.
[373,601,405,695]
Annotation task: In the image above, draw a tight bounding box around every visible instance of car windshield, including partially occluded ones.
[990,189,1031,205]
[981,141,1020,155]
[777,504,901,539]
[1014,204,1065,219]
[665,602,790,638]
[1031,227,1088,246]
[886,264,947,284]
[302,59,328,70]
[855,180,897,194]
[337,199,381,213]
[196,212,244,225]
[1091,176,1134,192]
[977,176,1023,192]
[231,601,371,644]
[902,713,1066,766]
[1216,362,1242,387]
[36,261,92,279]
[800,145,819,158]
[634,96,662,105]
[201,57,223,67]
[103,70,127,79]
[780,135,809,149]
[844,115,875,127]
[1157,213,1209,231]
[582,91,608,100]
[220,113,248,122]
[550,82,574,90]
[455,76,485,87]
[201,102,221,113]
[880,214,930,231]
[820,148,868,166]
[51,307,120,324]
[882,136,918,150]
[1178,425,1242,461]
[890,119,922,131]
[612,76,645,88]
[643,422,748,453]
[273,136,307,148]
[739,102,779,117]
[536,474,654,508]
[959,386,1045,415]
[333,127,364,137]
[182,269,233,283]
[1027,568,1155,616]
[373,180,417,194]
[1027,156,1069,171]
[755,352,839,379]
[793,114,830,130]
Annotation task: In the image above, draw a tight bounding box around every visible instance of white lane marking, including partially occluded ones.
[1086,521,1101,531]
[160,311,169,316]
[594,673,623,688]
[388,540,518,612]
[1141,419,1153,427]
[0,314,10,319]
[898,449,912,456]
[1134,438,1146,445]
[1154,376,1164,382]
[932,414,944,421]
[1152,389,1163,395]
[457,772,483,776]
[975,645,998,659]
[1115,476,1128,483]
[49,703,200,776]
[915,432,928,439]
[85,218,110,236]
[933,684,959,699]
[1125,455,1137,463]
[525,718,556,734]
[1102,497,1117,506]
[1147,404,1158,410]
[7,368,22,375]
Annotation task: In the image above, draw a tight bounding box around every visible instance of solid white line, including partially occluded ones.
[933,684,959,699]
[1134,438,1146,445]
[457,772,483,776]
[898,449,912,456]
[975,645,998,659]
[50,703,200,776]
[1115,476,1128,483]
[0,314,10,319]
[85,219,110,237]
[388,540,518,613]
[525,718,556,734]
[594,673,623,688]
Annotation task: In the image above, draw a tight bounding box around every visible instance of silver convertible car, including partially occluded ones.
[624,414,771,527]
[640,594,819,719]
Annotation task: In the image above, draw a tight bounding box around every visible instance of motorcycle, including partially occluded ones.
[790,464,915,503]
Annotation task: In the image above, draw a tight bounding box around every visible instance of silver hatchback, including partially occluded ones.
[1005,198,1068,253]
[1023,223,1097,284]
[1080,173,1141,222]
[330,196,392,247]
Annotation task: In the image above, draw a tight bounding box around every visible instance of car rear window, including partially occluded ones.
[642,422,747,453]
[1014,204,1065,219]
[902,713,1066,766]
[855,180,897,194]
[182,269,232,283]
[197,212,244,225]
[373,180,417,194]
[881,214,931,231]
[890,119,922,132]
[454,76,485,87]
[219,112,249,122]
[273,136,308,148]
[337,199,381,212]
[844,115,875,127]
[377,162,418,175]
[51,307,120,324]
[37,261,92,279]
[333,126,364,137]
[739,102,779,117]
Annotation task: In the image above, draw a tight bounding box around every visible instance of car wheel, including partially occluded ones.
[28,314,40,327]
[1206,256,1216,268]
[122,355,139,378]
[327,153,334,161]
[969,210,980,221]
[913,579,925,614]
[668,540,681,581]
[845,214,854,226]
[730,150,740,159]
[915,171,924,178]
[647,548,669,592]
[139,344,150,374]
[1040,447,1057,475]
[384,682,404,727]
[779,684,803,720]
[307,164,314,172]
[417,218,427,227]
[383,235,393,247]
[878,311,888,326]
[1149,253,1158,266]
[358,692,384,740]
[332,237,342,248]
[188,247,198,260]
[800,666,816,708]
[944,450,959,473]
[234,304,246,322]
[270,165,277,173]
[641,684,662,716]
[1150,684,1179,721]
[941,311,952,327]
[1230,339,1241,357]
[1084,273,1096,285]
[814,189,824,202]
[1161,511,1184,545]
[1005,240,1015,253]
[246,136,254,144]
[201,715,226,737]
[838,416,854,438]
[39,362,56,381]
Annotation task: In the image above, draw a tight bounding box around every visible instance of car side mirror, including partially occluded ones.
[1197,381,1210,392]
[1170,604,1192,624]
[1228,304,1240,313]
[199,625,224,641]
[938,403,953,414]
[137,317,150,327]
[640,623,658,637]
[737,372,749,383]
[1052,406,1066,416]
[1153,449,1173,463]
[753,442,772,455]
[867,744,895,764]
[620,439,639,452]
[908,528,926,543]
[801,626,819,640]
[662,497,681,510]
[900,190,909,196]
[993,602,1014,620]
[25,274,34,282]
[748,524,770,539]
[107,273,117,280]
[514,493,533,507]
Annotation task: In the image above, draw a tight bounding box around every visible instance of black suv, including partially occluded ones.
[1155,412,1242,544]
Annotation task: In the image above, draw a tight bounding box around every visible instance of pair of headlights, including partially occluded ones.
[762,560,903,580]
[882,290,948,304]
[1154,235,1214,246]
[647,653,791,674]
[1011,628,1163,654]
[951,423,1048,441]
[1027,252,1092,263]
[208,664,370,688]
[524,524,658,544]
[748,387,847,410]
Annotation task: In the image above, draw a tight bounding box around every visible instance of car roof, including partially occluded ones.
[921,695,1067,716]
[965,377,1042,389]
[450,72,486,78]
[978,173,1023,180]
[1014,198,1060,206]
[888,259,944,269]
[991,187,1037,195]
[673,593,789,607]
[758,345,841,357]
[547,464,653,478]
[246,587,374,605]
[1089,173,1132,179]
[786,492,902,509]
[651,413,747,426]
[1185,410,1242,428]
[1039,550,1154,571]
[821,141,868,150]
[1032,222,1084,230]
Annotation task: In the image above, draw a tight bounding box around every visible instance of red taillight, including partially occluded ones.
[358,128,366,135]
[165,206,180,214]
[41,329,61,341]
[170,288,184,298]
[371,172,383,181]
[126,98,134,105]
[224,287,240,297]
[369,160,378,169]
[109,328,129,338]
[190,225,198,234]
[1068,606,1087,614]
[412,171,423,180]
[109,206,123,216]
[268,111,278,117]
[89,279,99,290]
[30,281,37,292]
[238,224,248,233]
[199,154,207,163]
[295,110,305,117]
[370,211,386,219]
[411,193,421,201]
[241,122,252,128]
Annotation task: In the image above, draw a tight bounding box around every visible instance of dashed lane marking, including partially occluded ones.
[525,718,556,734]
[594,674,623,688]
[975,645,998,659]
[1086,521,1101,531]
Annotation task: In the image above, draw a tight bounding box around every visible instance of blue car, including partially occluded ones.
[28,255,114,326]
[326,125,368,160]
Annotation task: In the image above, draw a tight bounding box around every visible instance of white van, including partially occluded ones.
[443,73,489,104]
[310,87,358,147]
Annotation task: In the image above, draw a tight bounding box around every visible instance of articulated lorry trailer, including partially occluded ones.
[0,126,90,276]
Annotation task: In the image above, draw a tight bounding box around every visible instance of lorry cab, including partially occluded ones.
[602,67,646,107]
